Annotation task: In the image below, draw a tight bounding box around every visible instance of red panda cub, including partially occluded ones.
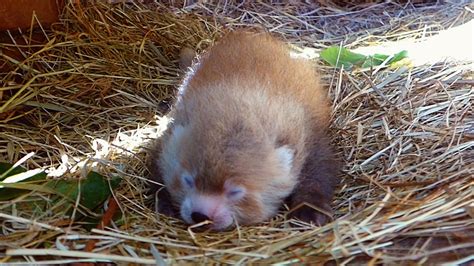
[151,31,340,231]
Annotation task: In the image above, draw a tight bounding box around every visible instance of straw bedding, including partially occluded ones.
[0,1,473,264]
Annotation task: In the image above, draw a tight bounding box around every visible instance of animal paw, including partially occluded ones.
[289,204,333,226]
[155,189,179,218]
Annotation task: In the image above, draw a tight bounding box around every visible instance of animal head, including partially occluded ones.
[157,123,297,231]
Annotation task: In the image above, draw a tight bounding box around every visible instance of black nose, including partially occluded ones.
[191,212,210,223]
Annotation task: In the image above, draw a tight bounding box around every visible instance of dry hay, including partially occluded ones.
[1,1,473,264]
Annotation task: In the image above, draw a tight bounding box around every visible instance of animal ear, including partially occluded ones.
[276,146,294,172]
[179,47,196,70]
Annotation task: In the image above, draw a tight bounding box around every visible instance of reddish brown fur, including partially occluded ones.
[150,30,340,229]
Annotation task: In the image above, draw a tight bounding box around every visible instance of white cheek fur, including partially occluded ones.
[160,124,188,185]
[181,194,235,230]
[276,145,294,173]
[180,197,193,224]
[211,211,234,230]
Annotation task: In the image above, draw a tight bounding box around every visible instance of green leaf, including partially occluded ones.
[47,171,121,211]
[320,46,367,69]
[0,162,47,201]
[362,54,389,68]
[388,50,408,64]
[1,162,121,213]
[0,162,26,178]
[1,162,122,228]
[362,50,409,68]
[320,47,409,70]
[80,171,121,210]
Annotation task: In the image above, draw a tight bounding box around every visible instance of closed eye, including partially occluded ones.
[182,174,194,189]
[227,187,246,201]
